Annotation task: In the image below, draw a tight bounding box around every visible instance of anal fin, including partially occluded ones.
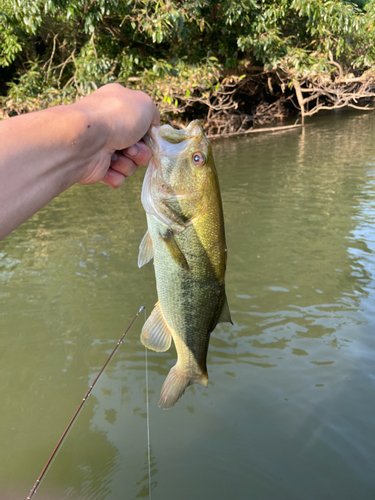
[141,302,172,352]
[138,229,154,268]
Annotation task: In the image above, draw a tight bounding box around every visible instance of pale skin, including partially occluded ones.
[0,83,160,240]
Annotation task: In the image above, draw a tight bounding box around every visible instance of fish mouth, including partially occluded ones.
[158,120,203,144]
[143,120,207,156]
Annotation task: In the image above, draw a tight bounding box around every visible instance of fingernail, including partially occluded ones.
[125,145,139,157]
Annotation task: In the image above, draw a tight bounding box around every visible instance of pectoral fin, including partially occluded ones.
[141,302,173,352]
[138,230,154,268]
[218,294,233,324]
[160,229,189,270]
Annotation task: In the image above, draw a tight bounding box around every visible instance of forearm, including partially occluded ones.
[0,104,102,240]
[0,84,159,240]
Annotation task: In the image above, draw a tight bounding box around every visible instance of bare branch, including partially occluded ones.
[208,122,303,140]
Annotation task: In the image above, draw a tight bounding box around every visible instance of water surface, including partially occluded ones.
[1,110,375,499]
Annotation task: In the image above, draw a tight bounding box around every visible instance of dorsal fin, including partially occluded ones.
[218,294,233,324]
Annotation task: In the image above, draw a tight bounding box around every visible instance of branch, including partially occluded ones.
[328,60,343,83]
[208,122,303,139]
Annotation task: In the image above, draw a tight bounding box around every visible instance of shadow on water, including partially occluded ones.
[1,109,375,499]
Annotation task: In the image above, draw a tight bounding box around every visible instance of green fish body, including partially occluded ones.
[139,120,231,409]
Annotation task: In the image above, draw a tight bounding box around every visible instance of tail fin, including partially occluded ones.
[158,366,208,409]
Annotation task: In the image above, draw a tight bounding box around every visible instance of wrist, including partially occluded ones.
[69,101,112,185]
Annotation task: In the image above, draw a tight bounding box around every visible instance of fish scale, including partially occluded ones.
[138,120,232,409]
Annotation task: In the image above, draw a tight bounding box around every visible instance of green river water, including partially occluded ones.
[1,110,375,499]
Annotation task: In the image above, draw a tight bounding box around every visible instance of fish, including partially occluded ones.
[138,120,232,409]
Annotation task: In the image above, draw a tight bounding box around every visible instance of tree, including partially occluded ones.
[1,0,375,134]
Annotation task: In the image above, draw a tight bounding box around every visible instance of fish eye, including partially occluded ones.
[192,152,206,166]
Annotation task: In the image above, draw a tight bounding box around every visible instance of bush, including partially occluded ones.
[1,0,375,131]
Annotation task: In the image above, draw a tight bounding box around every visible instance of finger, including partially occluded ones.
[122,141,151,166]
[100,167,126,189]
[110,153,139,178]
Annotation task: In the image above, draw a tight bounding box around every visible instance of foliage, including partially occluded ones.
[1,0,375,126]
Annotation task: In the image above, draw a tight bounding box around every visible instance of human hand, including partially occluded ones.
[0,84,159,239]
[101,140,152,188]
[75,83,160,188]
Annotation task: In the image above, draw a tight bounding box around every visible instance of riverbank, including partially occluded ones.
[2,1,375,135]
[148,65,375,136]
[2,64,375,138]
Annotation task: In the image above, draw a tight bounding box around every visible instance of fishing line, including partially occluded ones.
[144,307,152,500]
[26,306,145,500]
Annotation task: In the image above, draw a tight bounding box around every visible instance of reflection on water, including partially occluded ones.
[1,110,375,499]
[41,356,158,500]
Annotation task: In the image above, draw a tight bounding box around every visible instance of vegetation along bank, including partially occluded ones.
[1,0,375,136]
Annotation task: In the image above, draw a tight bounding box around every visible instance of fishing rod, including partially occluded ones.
[27,306,145,500]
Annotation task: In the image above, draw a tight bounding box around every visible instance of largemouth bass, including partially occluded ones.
[139,120,232,409]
